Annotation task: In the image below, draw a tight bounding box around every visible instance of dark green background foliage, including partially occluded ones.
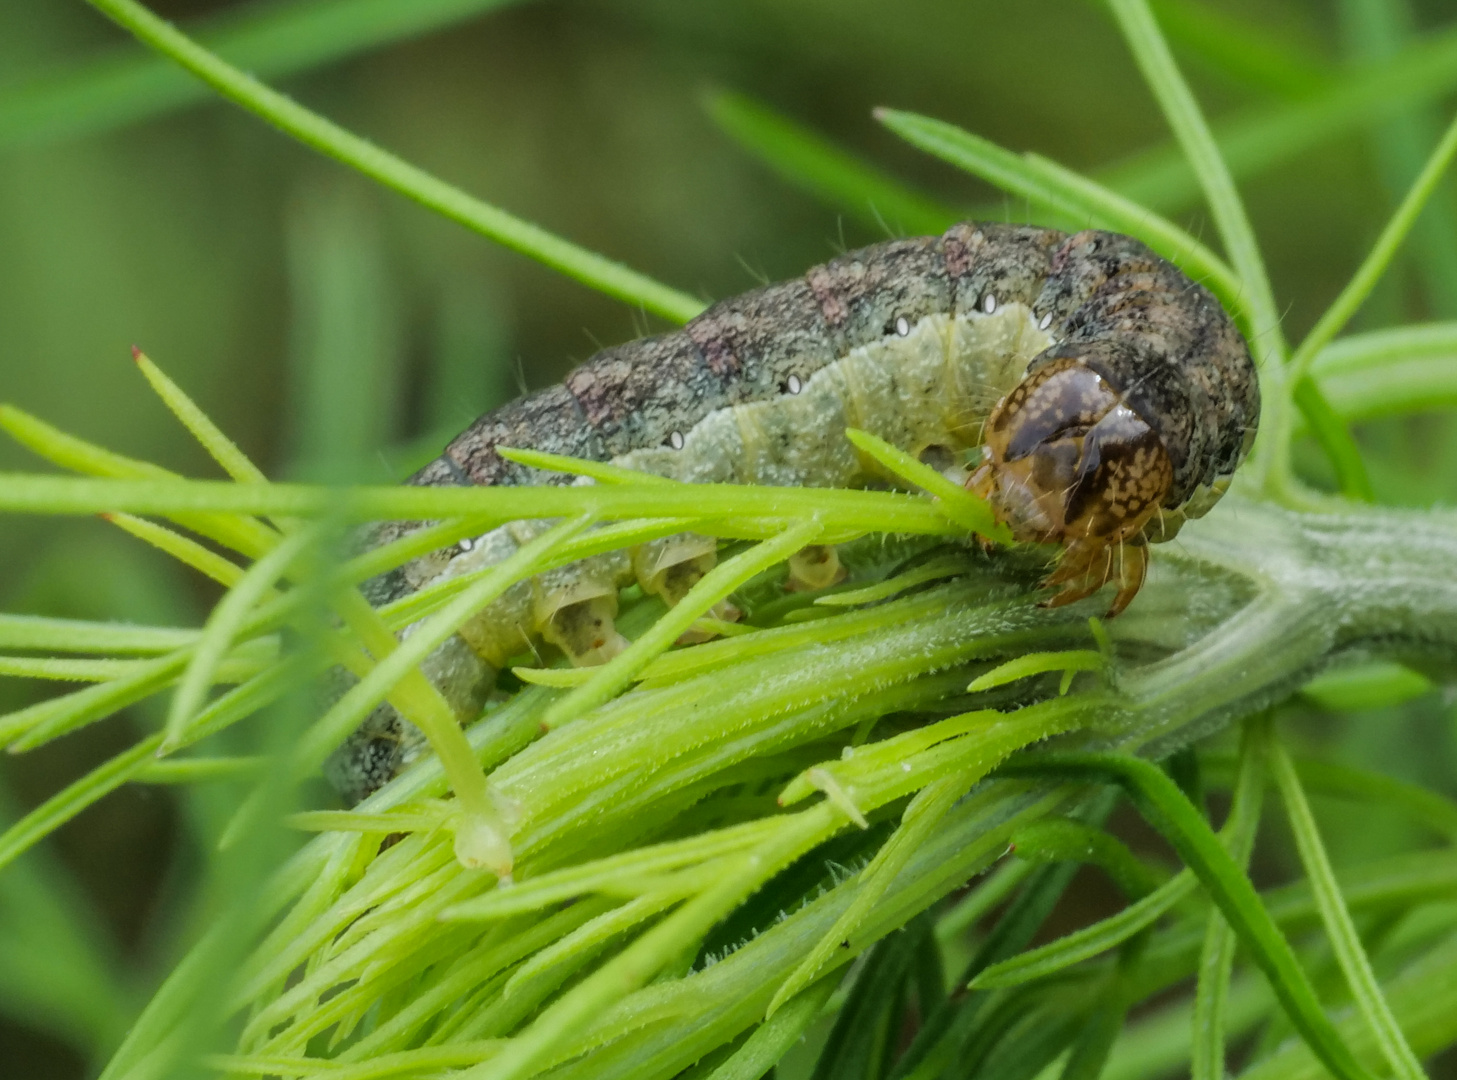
[1,1,1456,1076]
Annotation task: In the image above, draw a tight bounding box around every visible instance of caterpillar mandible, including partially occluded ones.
[328,223,1259,802]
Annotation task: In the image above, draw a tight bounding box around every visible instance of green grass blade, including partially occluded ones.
[891,794,1121,1080]
[1301,759,1457,839]
[1147,0,1332,98]
[707,973,840,1080]
[0,404,279,558]
[1341,0,1457,318]
[845,427,1008,541]
[475,817,826,1080]
[103,512,247,587]
[0,648,264,683]
[0,613,197,654]
[177,652,317,750]
[1103,24,1457,214]
[0,472,958,537]
[0,655,164,682]
[704,89,960,236]
[1289,109,1457,385]
[163,528,313,749]
[1312,343,1457,423]
[132,350,269,484]
[1105,0,1379,503]
[377,517,698,632]
[1309,322,1457,421]
[934,858,1034,944]
[443,819,780,920]
[0,652,186,750]
[296,517,592,873]
[968,651,1105,694]
[995,751,1375,1080]
[1291,377,1376,501]
[809,916,929,1080]
[771,774,968,1015]
[0,823,130,1055]
[135,756,263,783]
[0,0,529,150]
[816,554,968,608]
[1191,713,1268,1080]
[1105,0,1283,362]
[1059,931,1149,1080]
[1105,0,1302,492]
[1300,659,1434,712]
[1270,737,1429,1080]
[1018,151,1244,313]
[496,446,675,486]
[1008,817,1163,900]
[970,871,1194,989]
[82,0,705,324]
[871,111,1245,330]
[1238,929,1457,1080]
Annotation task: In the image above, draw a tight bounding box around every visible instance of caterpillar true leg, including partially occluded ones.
[1039,533,1148,616]
[1107,538,1149,618]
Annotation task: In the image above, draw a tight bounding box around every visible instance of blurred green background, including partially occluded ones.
[2,0,1456,1075]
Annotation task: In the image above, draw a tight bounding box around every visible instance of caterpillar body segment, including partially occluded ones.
[327,224,1258,802]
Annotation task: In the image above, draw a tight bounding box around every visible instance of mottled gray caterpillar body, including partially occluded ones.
[328,222,1259,801]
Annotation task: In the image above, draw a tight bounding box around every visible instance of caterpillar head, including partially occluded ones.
[968,356,1174,612]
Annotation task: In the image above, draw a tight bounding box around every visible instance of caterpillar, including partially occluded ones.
[327,222,1259,802]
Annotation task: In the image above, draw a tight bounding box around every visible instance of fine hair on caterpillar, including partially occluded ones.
[327,222,1259,802]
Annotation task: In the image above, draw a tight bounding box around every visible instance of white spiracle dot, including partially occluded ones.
[786,373,803,395]
[1039,312,1053,330]
[982,293,997,314]
[458,537,475,553]
[668,430,685,451]
[895,316,910,337]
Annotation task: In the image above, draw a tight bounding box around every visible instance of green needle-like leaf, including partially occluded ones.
[1270,737,1429,1080]
[83,0,706,324]
[706,89,960,237]
[995,751,1375,1080]
[1192,712,1269,1080]
[0,0,531,149]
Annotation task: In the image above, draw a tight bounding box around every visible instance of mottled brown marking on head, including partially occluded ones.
[986,356,1118,460]
[1062,405,1174,543]
[973,358,1173,549]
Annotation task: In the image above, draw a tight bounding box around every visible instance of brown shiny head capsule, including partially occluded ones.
[969,356,1174,616]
